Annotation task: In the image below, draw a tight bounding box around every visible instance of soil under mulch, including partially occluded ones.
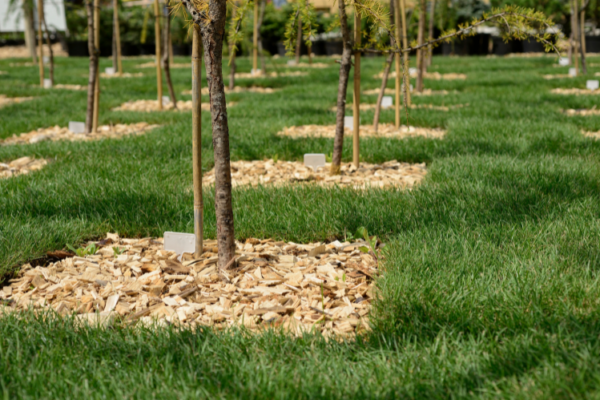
[331,103,467,112]
[0,43,67,59]
[551,88,600,95]
[204,159,427,189]
[234,71,308,79]
[136,62,190,69]
[100,72,144,79]
[1,123,158,146]
[113,100,236,112]
[0,233,378,337]
[0,94,33,108]
[0,157,47,179]
[374,71,467,80]
[363,88,450,96]
[563,107,600,116]
[277,123,446,141]
[181,87,279,95]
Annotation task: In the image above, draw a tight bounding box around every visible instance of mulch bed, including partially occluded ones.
[277,123,446,140]
[136,62,190,69]
[0,157,47,179]
[182,86,279,95]
[113,100,236,112]
[1,234,378,337]
[583,130,600,139]
[543,74,575,79]
[234,71,308,79]
[374,71,467,80]
[0,43,66,59]
[331,103,467,112]
[363,88,450,96]
[563,107,600,116]
[52,84,86,91]
[0,94,33,108]
[100,72,144,79]
[551,88,600,95]
[285,62,331,68]
[1,123,158,145]
[203,159,427,189]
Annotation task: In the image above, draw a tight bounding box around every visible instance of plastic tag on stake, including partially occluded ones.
[304,154,326,172]
[105,67,115,75]
[587,80,599,90]
[344,116,354,130]
[162,96,170,104]
[569,68,577,77]
[43,79,52,89]
[559,57,570,66]
[164,232,195,255]
[381,96,393,109]
[68,121,86,134]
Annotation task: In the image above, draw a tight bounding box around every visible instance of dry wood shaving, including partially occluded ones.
[363,88,449,96]
[374,71,467,80]
[331,103,467,112]
[0,43,67,59]
[0,157,47,179]
[182,86,279,95]
[1,123,158,146]
[0,94,33,108]
[0,234,380,337]
[551,88,600,95]
[203,159,427,189]
[136,62,190,69]
[563,107,600,116]
[100,72,144,78]
[277,123,446,140]
[113,99,236,112]
[234,71,308,79]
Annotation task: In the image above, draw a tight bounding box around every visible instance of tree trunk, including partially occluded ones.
[85,0,99,134]
[199,1,236,270]
[192,24,203,258]
[393,0,401,128]
[154,0,163,109]
[257,0,267,73]
[352,11,360,168]
[295,17,302,64]
[571,0,579,75]
[112,0,118,71]
[416,0,426,92]
[162,7,178,108]
[580,1,587,74]
[330,0,352,175]
[92,0,100,132]
[252,0,259,73]
[427,0,435,67]
[228,3,237,91]
[399,0,411,105]
[373,53,393,133]
[36,0,44,88]
[42,11,54,86]
[23,1,37,63]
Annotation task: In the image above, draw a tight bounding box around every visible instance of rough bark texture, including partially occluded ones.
[42,12,54,85]
[85,0,99,134]
[162,7,178,109]
[228,3,237,90]
[330,0,352,175]
[23,1,37,63]
[199,0,236,270]
[416,0,426,92]
[427,0,435,67]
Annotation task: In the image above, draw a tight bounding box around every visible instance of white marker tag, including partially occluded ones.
[43,79,52,89]
[559,57,569,66]
[162,96,170,104]
[68,121,86,134]
[587,80,599,90]
[304,154,326,171]
[43,56,49,64]
[105,67,115,75]
[381,96,393,109]
[344,116,354,131]
[569,67,577,77]
[164,231,195,255]
[409,67,417,75]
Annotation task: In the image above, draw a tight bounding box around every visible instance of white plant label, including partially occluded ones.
[43,56,49,64]
[304,154,326,171]
[381,96,393,109]
[43,79,52,89]
[569,68,577,77]
[164,231,196,256]
[344,116,356,130]
[105,67,115,75]
[409,67,417,75]
[68,121,86,134]
[162,96,171,104]
[587,80,599,90]
[559,57,570,66]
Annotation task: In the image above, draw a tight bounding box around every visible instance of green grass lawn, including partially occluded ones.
[2,52,600,398]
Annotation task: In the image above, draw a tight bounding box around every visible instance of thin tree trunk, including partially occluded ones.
[199,1,236,270]
[352,11,360,168]
[580,0,587,74]
[399,0,411,105]
[114,0,123,75]
[394,0,401,127]
[373,53,393,133]
[416,0,426,92]
[92,0,100,132]
[24,1,37,63]
[330,0,352,175]
[257,0,266,73]
[228,3,237,90]
[154,0,163,109]
[192,24,203,257]
[427,0,435,67]
[162,6,177,108]
[85,0,99,134]
[112,0,118,71]
[42,12,54,86]
[295,17,302,64]
[36,0,44,88]
[571,0,579,75]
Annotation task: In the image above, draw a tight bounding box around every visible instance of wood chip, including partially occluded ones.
[0,157,47,179]
[278,124,446,140]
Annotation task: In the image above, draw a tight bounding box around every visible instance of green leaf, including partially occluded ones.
[359,246,369,253]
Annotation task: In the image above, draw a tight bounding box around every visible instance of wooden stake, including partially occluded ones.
[353,10,360,168]
[399,0,411,106]
[416,0,426,92]
[154,0,163,109]
[113,0,123,76]
[36,0,44,88]
[192,24,203,258]
[427,0,435,67]
[253,0,258,73]
[394,0,401,128]
[92,0,100,133]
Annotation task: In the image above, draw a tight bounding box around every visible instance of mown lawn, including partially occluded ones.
[2,52,600,398]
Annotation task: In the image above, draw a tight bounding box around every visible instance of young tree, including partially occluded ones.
[163,6,178,108]
[228,2,238,90]
[112,0,123,76]
[85,0,100,134]
[416,0,426,93]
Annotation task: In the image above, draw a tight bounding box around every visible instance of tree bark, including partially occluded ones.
[92,0,100,132]
[192,24,203,257]
[42,10,54,86]
[36,0,44,88]
[427,0,435,67]
[399,0,411,105]
[571,0,579,75]
[163,6,178,108]
[416,0,426,92]
[352,10,360,168]
[23,1,37,63]
[85,0,99,134]
[228,3,237,90]
[199,0,236,270]
[330,0,352,175]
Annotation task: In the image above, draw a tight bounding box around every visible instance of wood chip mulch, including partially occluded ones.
[277,123,446,140]
[0,43,67,59]
[0,157,47,179]
[203,159,427,189]
[551,88,600,95]
[363,88,449,96]
[563,108,600,116]
[1,123,158,146]
[52,84,86,91]
[100,72,144,78]
[0,94,33,108]
[374,71,467,80]
[330,103,467,112]
[182,86,279,95]
[0,234,379,337]
[285,62,331,68]
[113,100,236,112]
[136,62,190,69]
[583,130,600,139]
[543,74,574,79]
[234,71,308,79]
